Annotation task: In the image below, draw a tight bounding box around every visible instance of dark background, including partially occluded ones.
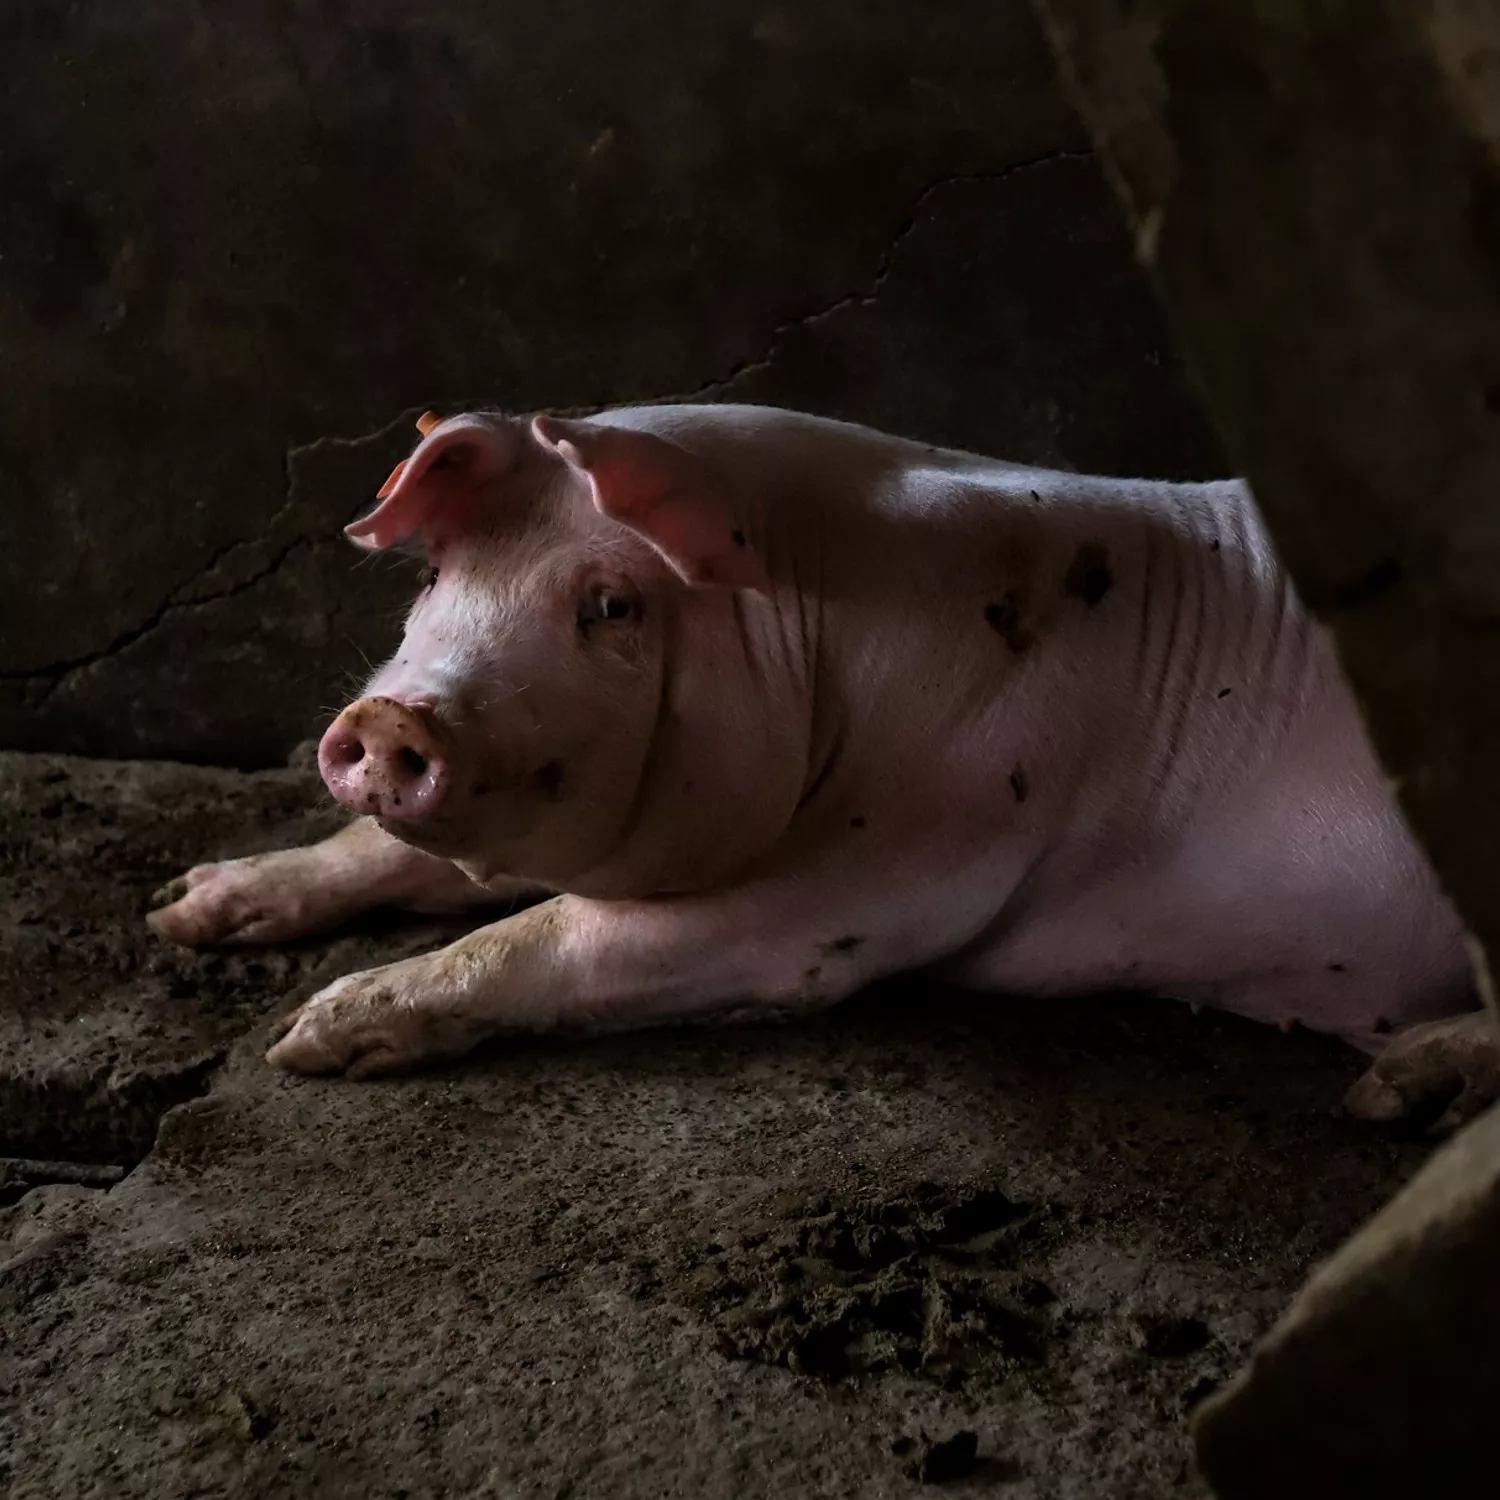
[0,0,1224,767]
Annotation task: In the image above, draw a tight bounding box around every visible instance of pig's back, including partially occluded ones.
[606,404,1469,1036]
[915,469,1472,1040]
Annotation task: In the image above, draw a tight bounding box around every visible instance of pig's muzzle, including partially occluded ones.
[319,696,452,823]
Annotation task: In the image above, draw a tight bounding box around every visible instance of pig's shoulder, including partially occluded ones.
[897,460,1254,532]
[599,402,1251,528]
[597,402,924,448]
[604,405,1240,492]
[595,402,1002,466]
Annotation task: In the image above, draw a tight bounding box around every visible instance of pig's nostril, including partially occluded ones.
[397,746,428,778]
[339,739,366,766]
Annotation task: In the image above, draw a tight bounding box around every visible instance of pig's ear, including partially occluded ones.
[531,416,770,591]
[345,414,513,551]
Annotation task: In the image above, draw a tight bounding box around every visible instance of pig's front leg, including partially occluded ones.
[265,879,934,1079]
[148,817,537,947]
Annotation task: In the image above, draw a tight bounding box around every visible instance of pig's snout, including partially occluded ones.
[319,697,451,822]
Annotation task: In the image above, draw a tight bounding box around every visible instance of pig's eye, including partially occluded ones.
[579,586,641,627]
[418,567,439,592]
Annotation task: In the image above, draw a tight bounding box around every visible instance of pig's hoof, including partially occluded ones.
[1344,1011,1500,1134]
[149,875,191,910]
[146,852,339,948]
[266,963,468,1080]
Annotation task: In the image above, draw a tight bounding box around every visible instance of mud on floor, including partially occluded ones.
[683,1181,1060,1384]
[0,749,474,1169]
[0,749,1435,1497]
[660,1172,1240,1489]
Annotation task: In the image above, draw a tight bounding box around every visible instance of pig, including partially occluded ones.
[148,403,1499,1125]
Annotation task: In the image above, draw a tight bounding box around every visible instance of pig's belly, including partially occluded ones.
[937,806,1474,1044]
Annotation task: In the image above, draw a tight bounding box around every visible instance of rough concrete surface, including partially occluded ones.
[0,751,1434,1497]
[1193,1100,1500,1499]
[0,0,1223,767]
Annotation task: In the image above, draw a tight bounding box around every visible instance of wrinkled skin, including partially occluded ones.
[149,403,1495,1125]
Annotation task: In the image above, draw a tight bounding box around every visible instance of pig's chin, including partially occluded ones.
[373,813,467,859]
[375,813,512,883]
[451,853,514,887]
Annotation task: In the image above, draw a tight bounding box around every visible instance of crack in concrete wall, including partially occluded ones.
[688,150,1097,400]
[2,409,428,698]
[4,152,1093,701]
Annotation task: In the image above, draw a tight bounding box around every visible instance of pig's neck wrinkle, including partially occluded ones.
[583,580,818,897]
[1086,484,1327,836]
[606,628,678,863]
[788,472,1329,863]
[775,513,836,813]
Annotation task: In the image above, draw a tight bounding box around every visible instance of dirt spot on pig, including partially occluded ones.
[1064,543,1113,607]
[822,935,865,956]
[532,760,567,801]
[984,593,1034,653]
[679,1181,1065,1385]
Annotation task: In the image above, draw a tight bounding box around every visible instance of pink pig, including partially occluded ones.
[149,404,1498,1123]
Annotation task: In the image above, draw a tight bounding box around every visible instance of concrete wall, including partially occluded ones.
[0,0,1223,767]
[1024,4,1500,1489]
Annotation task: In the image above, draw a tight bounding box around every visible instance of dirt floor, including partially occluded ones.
[0,750,1431,1498]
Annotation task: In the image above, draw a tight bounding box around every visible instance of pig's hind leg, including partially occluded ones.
[148,817,529,947]
[1344,1009,1500,1132]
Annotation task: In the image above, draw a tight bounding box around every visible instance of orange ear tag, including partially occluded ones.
[415,410,443,436]
[375,458,409,499]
